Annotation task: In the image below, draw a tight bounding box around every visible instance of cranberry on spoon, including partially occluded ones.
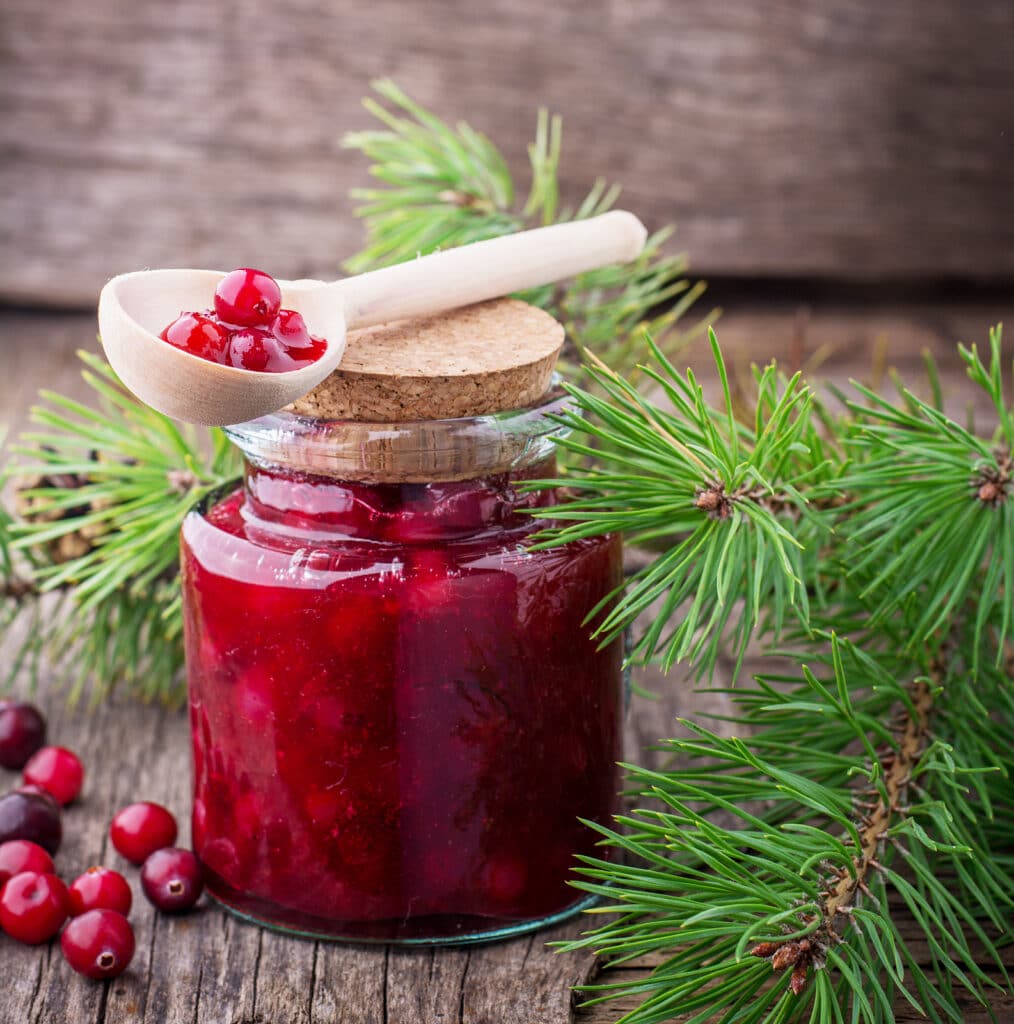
[160,269,327,372]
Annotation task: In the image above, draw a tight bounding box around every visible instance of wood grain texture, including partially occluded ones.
[3,0,1014,308]
[1,302,1012,1022]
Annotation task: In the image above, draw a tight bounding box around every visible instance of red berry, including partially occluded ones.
[68,867,132,917]
[0,840,54,887]
[0,791,62,854]
[16,784,60,809]
[214,268,281,327]
[61,909,135,979]
[226,327,287,372]
[287,335,328,365]
[160,312,230,363]
[0,871,68,944]
[110,802,178,865]
[23,746,83,806]
[0,702,47,769]
[140,847,203,913]
[271,309,311,345]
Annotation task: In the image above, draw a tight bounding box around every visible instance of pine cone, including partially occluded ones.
[790,962,809,995]
[12,453,106,564]
[770,942,803,971]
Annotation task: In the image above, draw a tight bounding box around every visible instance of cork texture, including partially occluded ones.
[289,298,564,422]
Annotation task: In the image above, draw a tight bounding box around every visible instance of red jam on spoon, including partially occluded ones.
[159,268,327,373]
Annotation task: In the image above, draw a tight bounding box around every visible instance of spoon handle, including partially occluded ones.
[336,211,647,329]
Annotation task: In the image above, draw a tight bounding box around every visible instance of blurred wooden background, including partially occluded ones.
[3,0,1014,308]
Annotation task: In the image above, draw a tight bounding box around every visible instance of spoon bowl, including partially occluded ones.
[98,211,648,425]
[100,270,350,425]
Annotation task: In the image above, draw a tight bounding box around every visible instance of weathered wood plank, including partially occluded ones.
[3,0,1014,308]
[1,302,1012,1024]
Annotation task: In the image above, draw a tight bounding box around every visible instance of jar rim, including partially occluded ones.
[224,378,576,483]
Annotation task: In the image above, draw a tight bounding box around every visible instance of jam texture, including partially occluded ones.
[181,461,623,941]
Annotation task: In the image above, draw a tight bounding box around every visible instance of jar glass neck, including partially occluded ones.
[223,382,574,485]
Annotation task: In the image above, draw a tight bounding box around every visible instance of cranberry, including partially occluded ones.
[110,802,178,865]
[61,909,135,979]
[0,840,54,887]
[23,746,83,806]
[214,268,281,327]
[0,871,68,944]
[68,867,132,917]
[271,309,311,345]
[160,312,230,363]
[16,783,59,808]
[140,847,203,913]
[0,791,62,854]
[226,328,287,372]
[0,702,47,769]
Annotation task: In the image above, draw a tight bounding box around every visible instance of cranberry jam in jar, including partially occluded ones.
[180,300,624,943]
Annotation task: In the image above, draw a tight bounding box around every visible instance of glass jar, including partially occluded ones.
[180,386,624,944]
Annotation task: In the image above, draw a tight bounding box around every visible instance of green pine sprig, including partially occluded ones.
[528,329,821,681]
[562,637,1012,1024]
[0,351,241,704]
[828,325,1013,669]
[540,328,1014,1023]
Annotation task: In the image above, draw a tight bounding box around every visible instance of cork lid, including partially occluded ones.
[288,298,565,422]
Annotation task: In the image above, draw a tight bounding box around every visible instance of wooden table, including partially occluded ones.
[1,300,1012,1023]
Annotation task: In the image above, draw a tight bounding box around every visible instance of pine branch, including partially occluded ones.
[528,330,821,681]
[828,326,1014,668]
[546,329,1014,1023]
[0,351,241,704]
[561,638,1012,1024]
[342,79,715,385]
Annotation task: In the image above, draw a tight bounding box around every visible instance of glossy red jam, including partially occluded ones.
[180,456,623,942]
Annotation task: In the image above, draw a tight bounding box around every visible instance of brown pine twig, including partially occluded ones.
[749,675,935,995]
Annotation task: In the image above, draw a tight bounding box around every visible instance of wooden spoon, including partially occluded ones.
[98,211,647,425]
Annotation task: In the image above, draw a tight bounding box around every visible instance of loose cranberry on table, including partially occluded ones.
[17,783,60,808]
[0,871,68,944]
[0,840,54,887]
[22,746,83,806]
[0,791,62,855]
[68,867,132,917]
[110,802,178,865]
[0,702,47,770]
[61,909,135,980]
[159,267,326,371]
[140,847,203,913]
